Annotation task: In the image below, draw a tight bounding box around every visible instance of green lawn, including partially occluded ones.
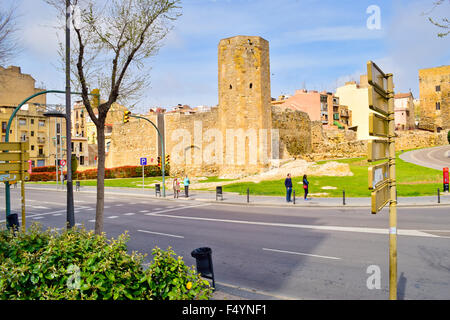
[220,153,443,197]
[28,151,445,197]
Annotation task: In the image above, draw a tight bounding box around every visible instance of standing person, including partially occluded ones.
[285,173,293,203]
[173,178,180,199]
[303,174,309,200]
[184,175,190,198]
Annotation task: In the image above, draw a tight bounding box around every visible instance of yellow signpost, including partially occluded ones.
[0,141,30,232]
[367,61,397,300]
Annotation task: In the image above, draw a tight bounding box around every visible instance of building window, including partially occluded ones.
[31,145,34,151]
[2,122,6,134]
[79,142,83,152]
[56,123,61,134]
[20,133,27,142]
[38,147,44,156]
[19,119,26,126]
[31,131,34,137]
[436,85,441,92]
[436,102,441,110]
[80,156,85,165]
[39,120,45,127]
[31,119,34,125]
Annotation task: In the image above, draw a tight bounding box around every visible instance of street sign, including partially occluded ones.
[369,162,390,190]
[60,159,66,167]
[140,157,147,166]
[368,86,389,116]
[369,113,389,137]
[0,142,23,152]
[0,173,18,182]
[367,61,388,95]
[368,140,389,162]
[371,181,390,214]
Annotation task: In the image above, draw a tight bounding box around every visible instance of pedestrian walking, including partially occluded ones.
[173,178,180,199]
[184,175,190,198]
[303,174,309,200]
[285,173,293,202]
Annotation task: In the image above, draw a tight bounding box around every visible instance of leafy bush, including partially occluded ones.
[32,165,57,173]
[447,130,450,144]
[0,225,212,300]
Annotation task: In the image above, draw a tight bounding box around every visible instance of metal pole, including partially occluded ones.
[65,0,75,229]
[438,188,440,204]
[142,165,145,192]
[55,121,59,189]
[293,190,296,205]
[343,189,346,206]
[387,74,397,300]
[247,188,249,203]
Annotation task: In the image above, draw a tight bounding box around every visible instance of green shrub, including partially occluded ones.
[0,225,212,300]
[447,130,450,144]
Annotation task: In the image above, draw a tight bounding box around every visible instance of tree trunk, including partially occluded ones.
[94,122,106,235]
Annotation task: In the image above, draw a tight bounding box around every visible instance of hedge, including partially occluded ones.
[29,165,170,182]
[0,225,213,300]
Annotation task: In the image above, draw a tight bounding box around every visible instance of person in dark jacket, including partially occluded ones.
[285,173,293,202]
[303,174,309,200]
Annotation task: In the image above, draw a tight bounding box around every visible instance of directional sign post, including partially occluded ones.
[367,61,397,300]
[140,158,147,191]
[0,141,30,232]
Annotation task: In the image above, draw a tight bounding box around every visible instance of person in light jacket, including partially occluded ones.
[173,178,180,199]
[184,175,190,198]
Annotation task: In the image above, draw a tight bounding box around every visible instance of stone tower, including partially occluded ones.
[218,36,272,174]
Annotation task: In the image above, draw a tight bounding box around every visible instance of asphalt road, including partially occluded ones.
[1,187,450,300]
[400,145,450,170]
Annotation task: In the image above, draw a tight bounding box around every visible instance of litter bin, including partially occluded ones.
[6,213,19,231]
[155,184,161,197]
[191,247,215,289]
[216,186,223,201]
[76,181,81,191]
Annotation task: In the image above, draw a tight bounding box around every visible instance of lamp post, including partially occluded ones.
[44,111,74,228]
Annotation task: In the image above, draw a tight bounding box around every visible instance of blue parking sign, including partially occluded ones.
[140,158,147,166]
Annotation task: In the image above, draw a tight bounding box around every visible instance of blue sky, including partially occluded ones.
[2,0,450,112]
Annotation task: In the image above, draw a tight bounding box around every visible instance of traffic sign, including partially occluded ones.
[369,113,389,137]
[368,140,389,162]
[0,173,18,182]
[368,86,389,116]
[367,61,388,95]
[140,157,147,166]
[371,181,390,214]
[60,159,66,167]
[369,162,390,190]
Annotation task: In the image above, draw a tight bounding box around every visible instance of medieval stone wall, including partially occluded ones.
[271,106,312,159]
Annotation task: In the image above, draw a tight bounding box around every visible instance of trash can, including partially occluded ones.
[155,184,161,197]
[6,213,19,231]
[76,181,81,191]
[216,186,223,201]
[191,247,215,289]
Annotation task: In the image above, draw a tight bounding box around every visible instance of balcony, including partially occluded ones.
[37,137,45,144]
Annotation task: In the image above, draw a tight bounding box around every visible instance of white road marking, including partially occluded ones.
[53,214,62,216]
[31,206,49,209]
[137,229,184,239]
[108,216,119,219]
[263,248,341,260]
[32,217,44,220]
[123,213,136,216]
[139,210,150,213]
[143,211,442,238]
[145,204,210,216]
[88,219,95,222]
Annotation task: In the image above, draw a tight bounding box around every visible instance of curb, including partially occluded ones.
[22,186,450,208]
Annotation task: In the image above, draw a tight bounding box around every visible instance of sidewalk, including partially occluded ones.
[22,183,450,208]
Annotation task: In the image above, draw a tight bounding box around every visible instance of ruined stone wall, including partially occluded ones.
[164,108,220,177]
[105,114,159,168]
[271,106,311,159]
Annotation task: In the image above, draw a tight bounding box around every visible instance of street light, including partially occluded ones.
[44,111,75,228]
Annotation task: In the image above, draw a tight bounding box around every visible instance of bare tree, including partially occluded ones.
[0,5,20,65]
[46,0,181,235]
[424,0,449,37]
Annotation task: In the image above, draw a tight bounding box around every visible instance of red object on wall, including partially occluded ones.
[444,167,449,184]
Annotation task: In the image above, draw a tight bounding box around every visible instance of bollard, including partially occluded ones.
[247,188,249,203]
[216,186,223,201]
[191,247,215,289]
[155,184,161,197]
[343,189,346,206]
[438,188,440,204]
[293,190,296,205]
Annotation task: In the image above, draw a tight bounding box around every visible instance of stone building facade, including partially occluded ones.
[418,65,450,132]
[0,66,66,168]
